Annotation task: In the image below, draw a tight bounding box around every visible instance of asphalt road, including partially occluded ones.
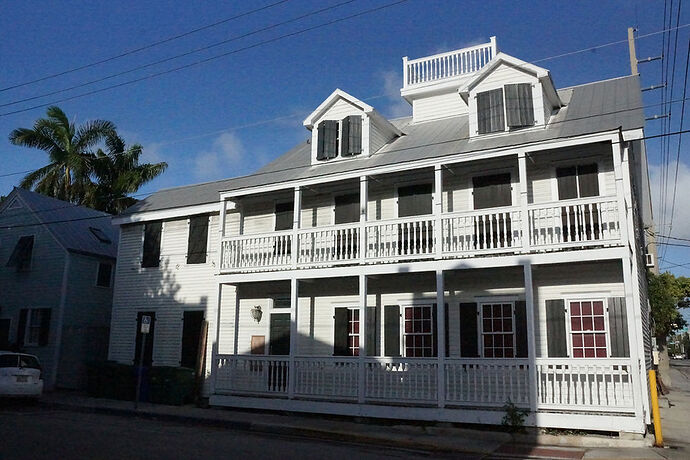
[0,404,484,460]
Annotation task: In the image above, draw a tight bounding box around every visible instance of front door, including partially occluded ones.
[180,311,204,369]
[269,313,291,355]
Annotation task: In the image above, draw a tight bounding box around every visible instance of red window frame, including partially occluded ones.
[481,303,515,358]
[347,308,360,356]
[403,305,434,357]
[569,300,607,358]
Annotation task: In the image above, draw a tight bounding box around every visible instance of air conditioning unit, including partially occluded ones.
[645,253,655,268]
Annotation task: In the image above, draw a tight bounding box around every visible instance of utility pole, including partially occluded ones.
[628,27,639,75]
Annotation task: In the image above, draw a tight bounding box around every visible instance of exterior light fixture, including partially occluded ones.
[250,305,263,323]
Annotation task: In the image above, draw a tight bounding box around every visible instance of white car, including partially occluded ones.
[0,351,44,398]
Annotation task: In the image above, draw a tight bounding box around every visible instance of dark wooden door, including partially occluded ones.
[269,313,291,355]
[0,319,10,349]
[181,311,204,369]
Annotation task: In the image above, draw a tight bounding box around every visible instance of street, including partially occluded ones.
[0,405,482,460]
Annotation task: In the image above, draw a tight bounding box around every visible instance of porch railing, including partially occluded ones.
[365,216,435,260]
[441,206,521,255]
[221,229,293,270]
[445,358,530,406]
[364,358,438,402]
[297,223,359,266]
[215,355,289,396]
[294,356,359,399]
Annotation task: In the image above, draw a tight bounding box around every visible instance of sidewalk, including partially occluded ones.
[40,391,665,460]
[657,362,690,460]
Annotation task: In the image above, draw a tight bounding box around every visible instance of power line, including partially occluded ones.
[0,0,359,109]
[0,0,408,117]
[0,0,291,93]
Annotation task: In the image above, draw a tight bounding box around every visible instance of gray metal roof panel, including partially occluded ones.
[122,75,643,216]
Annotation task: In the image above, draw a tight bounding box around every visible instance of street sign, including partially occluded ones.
[141,315,151,334]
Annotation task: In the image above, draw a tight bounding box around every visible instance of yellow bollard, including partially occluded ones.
[649,369,664,447]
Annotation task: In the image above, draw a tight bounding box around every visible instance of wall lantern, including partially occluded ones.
[250,305,263,323]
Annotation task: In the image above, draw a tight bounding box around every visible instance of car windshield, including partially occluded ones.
[18,355,41,369]
[0,354,19,368]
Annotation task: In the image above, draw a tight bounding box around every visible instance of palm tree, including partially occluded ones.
[9,106,115,204]
[86,133,167,214]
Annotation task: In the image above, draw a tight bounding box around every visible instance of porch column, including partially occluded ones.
[233,284,240,355]
[436,269,445,408]
[434,165,443,258]
[523,263,538,413]
[288,277,299,399]
[358,274,367,403]
[359,175,368,264]
[292,187,302,268]
[518,152,530,252]
[210,282,223,395]
[218,198,228,273]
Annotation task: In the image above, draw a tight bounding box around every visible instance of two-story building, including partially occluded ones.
[110,38,655,434]
[0,188,117,389]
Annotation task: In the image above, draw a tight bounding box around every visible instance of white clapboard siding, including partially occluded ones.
[412,91,468,123]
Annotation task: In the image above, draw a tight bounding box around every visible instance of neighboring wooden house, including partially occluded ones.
[110,38,655,434]
[0,188,116,389]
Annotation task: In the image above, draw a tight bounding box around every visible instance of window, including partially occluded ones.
[142,222,162,268]
[274,202,294,231]
[334,307,360,356]
[556,163,599,200]
[404,305,434,357]
[6,235,34,271]
[472,173,512,209]
[89,226,112,244]
[334,193,360,224]
[96,262,113,287]
[187,214,209,264]
[477,84,534,134]
[481,303,514,358]
[17,308,51,347]
[316,116,362,160]
[398,184,432,217]
[569,300,607,358]
[272,297,291,309]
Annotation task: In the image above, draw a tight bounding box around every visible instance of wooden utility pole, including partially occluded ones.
[628,27,639,75]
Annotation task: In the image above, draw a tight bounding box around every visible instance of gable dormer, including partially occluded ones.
[303,89,401,165]
[458,52,563,138]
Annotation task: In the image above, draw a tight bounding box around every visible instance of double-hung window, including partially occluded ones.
[333,307,360,356]
[403,305,434,357]
[569,300,607,358]
[96,262,113,287]
[480,303,514,358]
[17,308,51,347]
[477,83,534,134]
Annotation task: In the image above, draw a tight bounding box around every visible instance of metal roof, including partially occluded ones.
[122,74,644,216]
[3,188,118,259]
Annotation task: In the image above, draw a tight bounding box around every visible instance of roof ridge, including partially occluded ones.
[558,74,637,91]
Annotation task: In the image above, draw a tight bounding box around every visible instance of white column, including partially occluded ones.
[436,269,445,408]
[292,187,302,268]
[233,284,240,356]
[434,164,443,258]
[288,277,299,399]
[359,176,368,264]
[210,282,223,395]
[218,198,228,273]
[523,263,538,414]
[402,56,409,88]
[358,274,367,403]
[518,152,530,251]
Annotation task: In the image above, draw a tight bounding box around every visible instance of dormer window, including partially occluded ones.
[477,83,534,134]
[316,116,362,161]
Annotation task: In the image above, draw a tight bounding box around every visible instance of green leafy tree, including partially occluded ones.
[85,134,167,214]
[648,271,690,339]
[9,106,115,204]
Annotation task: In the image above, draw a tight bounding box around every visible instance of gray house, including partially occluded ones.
[0,188,117,389]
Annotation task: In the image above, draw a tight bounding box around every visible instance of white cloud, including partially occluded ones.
[378,69,411,119]
[649,160,690,239]
[193,132,245,181]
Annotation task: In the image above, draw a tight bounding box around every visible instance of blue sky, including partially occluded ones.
[1,1,689,291]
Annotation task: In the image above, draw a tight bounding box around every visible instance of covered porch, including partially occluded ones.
[210,260,646,432]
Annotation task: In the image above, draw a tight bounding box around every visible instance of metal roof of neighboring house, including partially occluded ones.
[1,188,118,259]
[122,74,644,216]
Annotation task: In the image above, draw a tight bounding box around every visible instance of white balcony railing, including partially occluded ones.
[445,358,530,406]
[364,358,438,402]
[219,197,623,272]
[403,37,497,89]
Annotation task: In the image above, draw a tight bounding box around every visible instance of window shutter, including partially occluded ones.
[316,122,326,160]
[333,308,349,356]
[274,202,294,231]
[472,173,512,209]
[366,306,378,356]
[187,215,209,264]
[343,115,362,156]
[17,309,28,346]
[444,303,449,357]
[556,166,578,200]
[38,308,51,346]
[608,297,630,357]
[545,299,568,357]
[477,91,491,134]
[398,184,432,217]
[459,302,479,357]
[142,222,162,268]
[577,163,600,197]
[506,83,534,127]
[323,120,339,159]
[7,236,34,270]
[384,305,400,357]
[341,116,350,156]
[488,88,505,133]
[334,193,360,224]
[514,301,528,358]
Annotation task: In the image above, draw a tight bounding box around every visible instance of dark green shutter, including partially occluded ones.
[398,184,432,217]
[546,299,568,357]
[577,163,600,197]
[341,116,350,156]
[316,122,326,160]
[477,91,491,134]
[333,308,349,356]
[187,215,209,264]
[142,222,162,268]
[38,308,51,346]
[334,193,360,224]
[17,309,28,346]
[506,83,534,127]
[7,236,34,271]
[488,88,505,132]
[366,306,378,356]
[343,115,362,156]
[472,173,512,209]
[384,305,400,357]
[514,301,528,358]
[274,202,294,231]
[459,302,479,357]
[323,120,339,159]
[556,166,578,200]
[269,313,291,356]
[608,297,630,357]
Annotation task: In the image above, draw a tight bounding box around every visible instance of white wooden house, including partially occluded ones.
[110,38,655,434]
[0,188,116,389]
